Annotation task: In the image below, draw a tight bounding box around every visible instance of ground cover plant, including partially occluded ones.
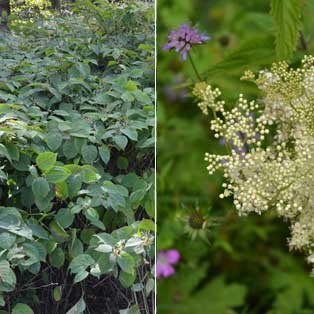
[0,1,155,313]
[157,0,314,313]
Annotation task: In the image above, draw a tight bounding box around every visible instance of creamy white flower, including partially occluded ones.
[194,56,314,273]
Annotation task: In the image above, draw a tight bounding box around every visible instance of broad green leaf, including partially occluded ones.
[65,297,86,314]
[0,232,16,249]
[6,143,19,161]
[55,181,69,199]
[0,214,33,240]
[0,103,10,114]
[137,219,155,231]
[81,165,97,183]
[12,303,33,314]
[119,305,140,314]
[69,254,95,274]
[53,286,62,302]
[125,80,138,91]
[35,195,53,212]
[68,174,82,198]
[49,220,69,243]
[97,254,114,274]
[121,128,138,141]
[95,244,112,253]
[145,278,154,296]
[271,0,302,60]
[32,177,50,199]
[119,270,136,288]
[184,277,247,313]
[47,131,63,151]
[130,189,146,206]
[63,140,78,159]
[50,247,65,269]
[81,144,98,163]
[113,135,128,150]
[0,260,16,287]
[69,238,84,258]
[74,270,89,283]
[56,208,74,228]
[98,145,110,164]
[117,252,135,274]
[46,166,71,183]
[36,152,57,172]
[0,144,11,162]
[94,233,116,247]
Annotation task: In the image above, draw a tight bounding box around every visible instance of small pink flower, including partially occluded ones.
[156,249,180,278]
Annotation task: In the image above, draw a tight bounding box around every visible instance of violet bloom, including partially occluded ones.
[163,74,188,102]
[163,24,210,61]
[157,249,180,278]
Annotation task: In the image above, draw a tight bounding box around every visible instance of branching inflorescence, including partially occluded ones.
[194,55,314,272]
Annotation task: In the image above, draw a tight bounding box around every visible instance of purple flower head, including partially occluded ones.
[156,249,180,279]
[163,24,210,61]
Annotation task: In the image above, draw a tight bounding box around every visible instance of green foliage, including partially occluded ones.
[270,0,302,60]
[0,1,154,312]
[12,304,34,314]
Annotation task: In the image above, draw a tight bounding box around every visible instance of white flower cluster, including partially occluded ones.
[194,55,314,273]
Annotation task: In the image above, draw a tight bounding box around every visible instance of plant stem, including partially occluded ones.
[188,53,202,81]
[300,31,307,51]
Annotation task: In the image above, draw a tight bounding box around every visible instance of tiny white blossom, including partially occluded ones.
[194,56,314,273]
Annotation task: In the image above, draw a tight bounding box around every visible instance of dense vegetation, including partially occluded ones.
[157,0,314,314]
[0,1,155,313]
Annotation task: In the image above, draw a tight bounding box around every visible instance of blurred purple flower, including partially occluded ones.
[163,74,188,103]
[163,24,210,61]
[157,249,180,278]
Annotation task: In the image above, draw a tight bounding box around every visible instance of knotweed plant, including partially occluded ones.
[194,55,314,273]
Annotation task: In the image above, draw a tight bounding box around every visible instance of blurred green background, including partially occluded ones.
[157,0,314,313]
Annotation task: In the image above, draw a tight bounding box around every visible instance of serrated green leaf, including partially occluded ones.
[206,36,275,78]
[271,0,302,60]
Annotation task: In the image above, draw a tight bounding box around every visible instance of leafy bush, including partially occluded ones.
[0,1,154,313]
